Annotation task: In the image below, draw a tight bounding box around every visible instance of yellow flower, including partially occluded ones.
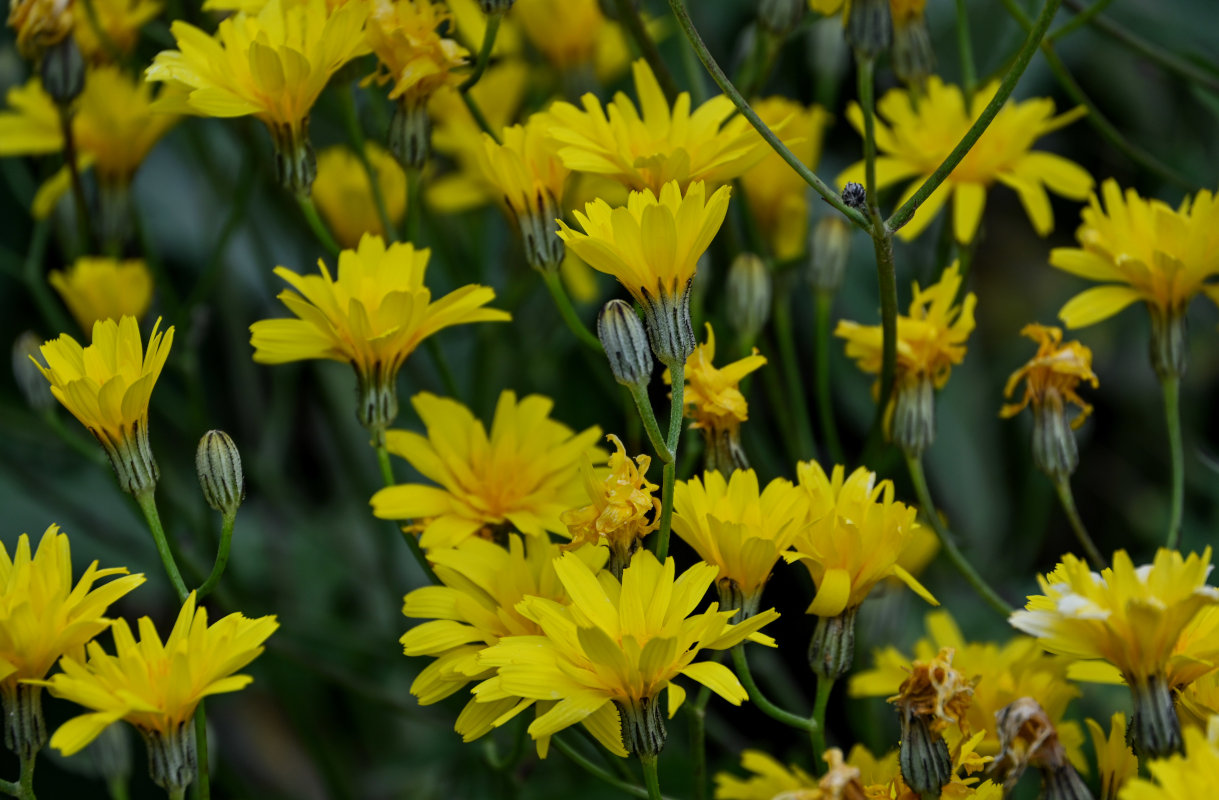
[839,76,1092,243]
[249,234,509,437]
[1000,324,1097,426]
[0,68,181,218]
[545,58,770,193]
[312,143,408,248]
[371,391,604,550]
[671,469,808,616]
[366,0,467,105]
[146,0,369,191]
[786,462,937,618]
[1119,720,1219,800]
[6,0,72,59]
[509,0,639,81]
[38,591,278,756]
[739,97,831,261]
[473,550,780,756]
[36,316,173,495]
[1087,713,1138,800]
[1180,668,1219,732]
[48,257,154,335]
[73,0,163,62]
[561,434,659,575]
[400,535,607,749]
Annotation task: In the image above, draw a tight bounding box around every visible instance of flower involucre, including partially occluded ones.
[49,258,154,336]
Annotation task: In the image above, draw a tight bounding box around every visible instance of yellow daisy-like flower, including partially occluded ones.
[835,261,976,455]
[1180,668,1219,732]
[787,462,937,618]
[371,391,604,550]
[671,469,808,616]
[146,0,369,192]
[561,434,659,577]
[400,535,608,751]
[37,591,277,793]
[1010,548,1219,756]
[6,0,72,59]
[546,58,770,194]
[36,316,173,495]
[1000,324,1097,427]
[512,0,631,78]
[1119,719,1219,800]
[664,322,767,473]
[473,549,780,757]
[312,143,408,248]
[366,0,467,105]
[558,180,731,366]
[0,525,145,756]
[1049,180,1219,377]
[1087,713,1138,800]
[839,76,1092,243]
[73,0,163,62]
[0,68,181,219]
[48,257,154,336]
[739,97,831,261]
[249,233,509,438]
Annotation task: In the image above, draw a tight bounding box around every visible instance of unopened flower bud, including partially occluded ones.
[141,722,197,795]
[891,0,934,87]
[726,254,772,343]
[598,300,653,387]
[758,0,805,37]
[196,430,245,518]
[898,713,953,795]
[808,606,858,680]
[389,98,432,172]
[841,182,866,211]
[615,695,667,757]
[477,0,514,12]
[892,375,935,457]
[14,332,55,411]
[846,0,892,57]
[40,36,84,105]
[891,647,974,795]
[809,216,852,292]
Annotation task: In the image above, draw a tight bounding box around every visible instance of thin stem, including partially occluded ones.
[551,737,663,800]
[193,703,210,800]
[1161,375,1184,550]
[376,444,441,584]
[134,490,189,603]
[614,0,680,103]
[666,361,685,457]
[628,383,673,464]
[105,776,131,800]
[863,225,898,460]
[773,293,818,462]
[296,194,341,256]
[167,788,185,800]
[339,85,395,241]
[540,270,602,351]
[0,779,16,797]
[639,755,662,800]
[22,219,74,335]
[811,677,834,772]
[195,512,235,599]
[730,645,818,735]
[18,754,35,800]
[904,453,1012,617]
[459,92,499,140]
[460,12,501,92]
[656,461,676,563]
[1048,0,1114,40]
[666,0,870,231]
[655,361,685,561]
[887,0,1064,233]
[403,167,423,243]
[688,686,711,800]
[856,55,878,215]
[813,290,845,465]
[954,0,978,102]
[56,102,93,253]
[1052,476,1106,570]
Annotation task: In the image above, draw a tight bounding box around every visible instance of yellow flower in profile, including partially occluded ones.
[36,316,173,495]
[48,258,154,336]
[249,234,509,438]
[1000,324,1097,426]
[839,76,1092,243]
[561,434,659,576]
[37,591,277,788]
[366,0,467,105]
[371,391,604,549]
[401,535,607,750]
[546,59,770,193]
[1119,720,1219,800]
[664,323,767,473]
[0,68,181,219]
[1087,713,1138,800]
[6,0,72,59]
[312,144,408,248]
[1049,180,1219,377]
[1011,549,1219,756]
[73,0,163,62]
[714,748,818,800]
[671,469,808,616]
[146,0,369,192]
[473,550,780,756]
[787,462,937,619]
[739,97,831,261]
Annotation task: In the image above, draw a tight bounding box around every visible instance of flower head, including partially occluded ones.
[512,0,633,78]
[669,323,767,433]
[473,550,779,755]
[312,143,408,248]
[1119,720,1219,800]
[839,76,1092,243]
[249,234,509,437]
[49,257,154,336]
[1001,324,1097,426]
[671,469,808,616]
[73,0,162,62]
[7,0,73,59]
[371,391,604,550]
[365,0,468,105]
[545,59,770,193]
[38,591,277,755]
[36,316,173,494]
[787,462,937,618]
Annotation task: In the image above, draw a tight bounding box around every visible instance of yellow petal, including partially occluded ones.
[1058,286,1143,329]
[807,568,851,617]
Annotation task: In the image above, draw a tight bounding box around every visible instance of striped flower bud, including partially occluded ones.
[726,253,772,343]
[598,300,654,388]
[196,430,245,518]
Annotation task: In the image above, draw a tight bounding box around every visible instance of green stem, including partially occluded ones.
[954,0,978,102]
[1161,375,1184,550]
[425,338,461,398]
[552,737,664,800]
[105,775,131,800]
[339,85,395,241]
[296,193,341,256]
[666,361,685,457]
[856,54,879,214]
[460,12,502,92]
[540,270,602,351]
[22,219,74,335]
[656,461,676,563]
[376,444,441,584]
[655,361,685,562]
[887,0,1064,233]
[813,291,844,465]
[134,489,189,603]
[639,755,663,800]
[730,645,818,735]
[195,512,235,600]
[1052,476,1106,570]
[1048,0,1114,40]
[18,754,35,800]
[0,779,16,797]
[614,0,680,103]
[403,167,423,243]
[193,703,210,800]
[628,383,673,464]
[904,453,1012,617]
[167,788,185,800]
[459,92,499,140]
[688,686,711,800]
[811,677,834,772]
[666,0,870,231]
[56,102,93,254]
[773,293,818,462]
